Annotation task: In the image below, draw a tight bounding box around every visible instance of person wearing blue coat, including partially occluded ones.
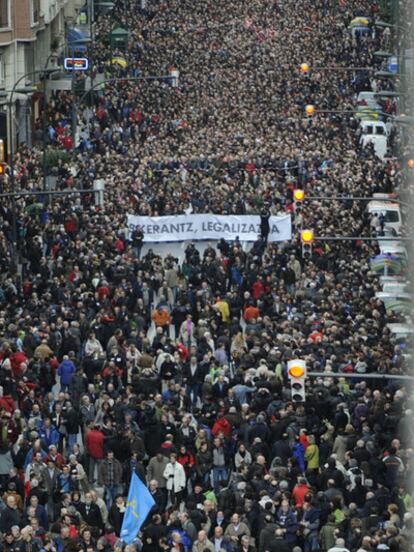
[38,418,60,449]
[292,438,305,473]
[57,355,76,390]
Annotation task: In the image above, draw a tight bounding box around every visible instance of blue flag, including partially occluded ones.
[120,473,155,544]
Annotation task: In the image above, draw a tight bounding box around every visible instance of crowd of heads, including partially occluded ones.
[0,0,412,551]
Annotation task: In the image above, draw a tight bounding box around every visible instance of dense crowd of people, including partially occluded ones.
[0,0,412,552]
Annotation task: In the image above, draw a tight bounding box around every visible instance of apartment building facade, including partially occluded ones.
[0,0,83,156]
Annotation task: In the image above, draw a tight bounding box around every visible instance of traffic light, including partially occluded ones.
[0,163,6,176]
[293,189,305,215]
[305,104,315,116]
[300,229,314,260]
[170,67,179,87]
[287,359,306,402]
[293,189,305,202]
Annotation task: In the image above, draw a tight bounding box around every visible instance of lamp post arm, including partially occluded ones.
[303,196,411,208]
[7,68,59,250]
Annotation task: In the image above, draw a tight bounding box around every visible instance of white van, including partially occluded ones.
[387,323,414,339]
[367,200,402,234]
[359,120,389,158]
[360,120,389,137]
[360,133,387,158]
[378,240,408,261]
[381,278,410,294]
[375,291,412,314]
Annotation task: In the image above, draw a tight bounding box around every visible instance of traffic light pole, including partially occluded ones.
[6,68,58,253]
[307,371,414,381]
[0,188,97,199]
[306,236,414,242]
[303,195,411,209]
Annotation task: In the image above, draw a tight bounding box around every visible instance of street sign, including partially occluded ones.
[387,56,398,74]
[64,57,89,71]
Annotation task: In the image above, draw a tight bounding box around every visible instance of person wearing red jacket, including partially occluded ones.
[177,445,195,482]
[299,429,309,451]
[10,349,27,377]
[85,424,105,483]
[211,413,232,440]
[252,278,264,300]
[292,477,310,508]
[243,303,260,322]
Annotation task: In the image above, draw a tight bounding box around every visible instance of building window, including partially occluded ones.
[31,0,40,25]
[0,0,10,29]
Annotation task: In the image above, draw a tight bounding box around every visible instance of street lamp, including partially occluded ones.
[300,63,375,72]
[302,106,413,123]
[2,68,59,252]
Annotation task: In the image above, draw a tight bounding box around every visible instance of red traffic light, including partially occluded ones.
[0,163,6,175]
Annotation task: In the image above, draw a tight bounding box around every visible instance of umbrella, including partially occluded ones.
[108,56,128,68]
[350,17,369,27]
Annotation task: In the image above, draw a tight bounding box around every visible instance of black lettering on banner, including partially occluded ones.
[207,222,214,231]
[241,223,247,233]
[153,225,160,234]
[160,224,169,233]
[271,224,280,234]
[146,226,152,234]
[186,223,193,232]
[213,223,222,232]
[223,223,231,233]
[248,224,257,233]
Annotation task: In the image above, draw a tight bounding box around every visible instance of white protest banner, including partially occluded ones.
[127,214,291,243]
[268,215,292,242]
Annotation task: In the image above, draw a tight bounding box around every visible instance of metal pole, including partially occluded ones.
[307,236,414,241]
[307,371,414,381]
[5,68,59,253]
[311,66,376,71]
[0,189,94,198]
[311,110,398,118]
[42,74,48,196]
[303,195,411,208]
[8,97,16,251]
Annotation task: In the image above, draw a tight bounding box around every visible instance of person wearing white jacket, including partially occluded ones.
[163,453,186,507]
